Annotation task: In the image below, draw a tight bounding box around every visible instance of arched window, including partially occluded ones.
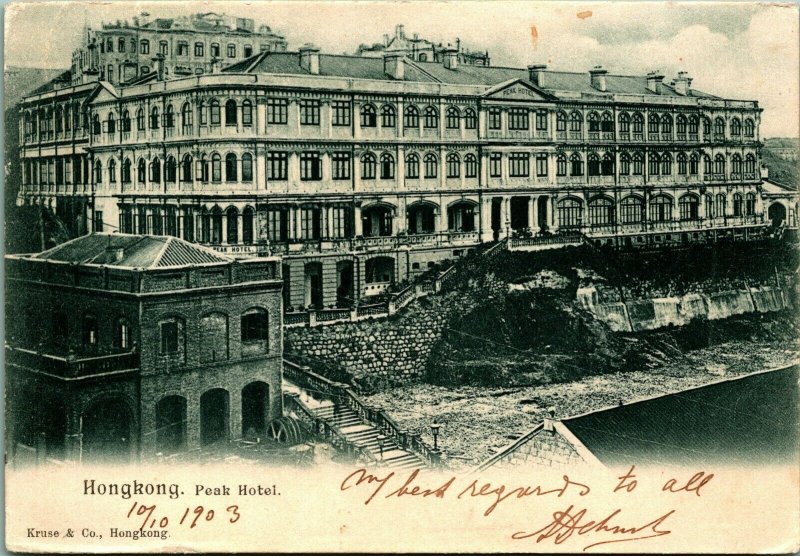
[360,104,377,127]
[570,153,583,176]
[211,153,222,182]
[704,155,713,175]
[745,153,757,175]
[632,112,644,134]
[601,153,614,175]
[557,154,567,176]
[714,117,725,139]
[93,160,103,185]
[588,196,614,226]
[648,113,660,134]
[587,112,600,132]
[209,99,221,125]
[679,194,699,220]
[181,102,193,132]
[137,158,146,183]
[661,114,672,134]
[702,117,712,136]
[404,105,419,128]
[730,117,741,137]
[108,158,116,183]
[136,108,145,131]
[361,152,377,179]
[600,112,613,132]
[381,104,396,128]
[733,193,743,216]
[620,196,644,224]
[689,152,699,175]
[92,114,101,135]
[423,106,438,129]
[225,99,237,126]
[464,108,477,129]
[619,112,631,134]
[705,194,714,218]
[241,153,253,181]
[745,192,756,216]
[620,152,631,175]
[122,158,131,183]
[588,153,601,176]
[226,207,239,243]
[242,100,252,127]
[150,106,160,129]
[648,152,660,175]
[715,193,727,217]
[569,111,582,132]
[424,153,438,178]
[649,195,673,222]
[744,119,755,138]
[164,105,174,128]
[165,156,177,183]
[661,152,672,175]
[380,153,395,179]
[114,318,131,350]
[181,154,193,182]
[556,111,568,132]
[464,154,478,178]
[688,115,699,135]
[106,113,116,135]
[677,153,687,175]
[714,154,726,175]
[676,114,687,136]
[242,206,254,244]
[731,154,742,176]
[405,153,420,179]
[151,157,161,183]
[82,314,98,348]
[210,207,223,244]
[225,153,237,181]
[120,109,130,132]
[241,308,269,350]
[446,153,460,178]
[557,198,583,228]
[445,107,460,129]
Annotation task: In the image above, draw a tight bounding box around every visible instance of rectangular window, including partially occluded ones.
[332,101,351,126]
[536,154,548,177]
[267,99,288,125]
[227,43,236,58]
[210,43,220,58]
[160,321,179,354]
[508,109,529,131]
[488,109,501,130]
[177,41,188,56]
[301,207,320,240]
[509,153,529,177]
[300,100,320,125]
[536,111,548,131]
[331,206,351,238]
[159,41,168,55]
[194,42,204,57]
[93,211,104,232]
[267,208,287,242]
[300,152,322,180]
[118,38,126,53]
[140,40,149,55]
[241,312,268,342]
[332,152,351,180]
[267,152,288,180]
[489,153,502,178]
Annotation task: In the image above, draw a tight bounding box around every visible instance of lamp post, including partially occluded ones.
[430,422,440,451]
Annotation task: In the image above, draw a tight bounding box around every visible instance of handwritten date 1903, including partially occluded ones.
[126,501,241,531]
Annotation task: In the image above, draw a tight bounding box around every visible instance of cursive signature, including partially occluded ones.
[512,504,675,551]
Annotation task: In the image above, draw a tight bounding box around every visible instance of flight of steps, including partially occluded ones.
[313,402,427,470]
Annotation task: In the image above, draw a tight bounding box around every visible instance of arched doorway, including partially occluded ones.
[406,203,436,234]
[82,396,134,462]
[362,205,393,237]
[242,382,271,439]
[304,262,323,309]
[155,395,187,455]
[448,201,476,232]
[768,203,786,227]
[200,389,230,446]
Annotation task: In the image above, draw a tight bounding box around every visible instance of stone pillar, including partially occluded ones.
[294,205,302,240]
[354,204,363,236]
[480,196,493,242]
[230,388,242,441]
[186,396,201,451]
[438,203,448,234]
[529,196,537,231]
[221,211,228,244]
[502,196,510,237]
[320,203,327,240]
[256,98,266,134]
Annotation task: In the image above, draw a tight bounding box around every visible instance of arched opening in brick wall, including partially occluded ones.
[200,388,230,446]
[769,202,786,227]
[82,396,134,463]
[155,395,187,455]
[241,381,270,439]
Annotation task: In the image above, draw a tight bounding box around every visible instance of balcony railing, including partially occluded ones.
[6,346,139,379]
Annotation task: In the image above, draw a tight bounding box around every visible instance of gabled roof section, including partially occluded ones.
[31,233,232,269]
[84,81,119,104]
[482,78,558,101]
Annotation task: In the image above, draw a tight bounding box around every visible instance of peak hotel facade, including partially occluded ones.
[18,23,787,312]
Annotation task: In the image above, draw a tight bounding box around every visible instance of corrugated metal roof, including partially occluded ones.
[32,233,232,269]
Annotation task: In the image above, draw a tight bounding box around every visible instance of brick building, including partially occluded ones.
[5,233,283,463]
[356,24,490,66]
[475,366,799,470]
[17,24,793,314]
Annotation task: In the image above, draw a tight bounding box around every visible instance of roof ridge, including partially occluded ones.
[150,236,173,269]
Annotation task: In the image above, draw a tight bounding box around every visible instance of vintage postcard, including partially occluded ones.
[3,0,799,552]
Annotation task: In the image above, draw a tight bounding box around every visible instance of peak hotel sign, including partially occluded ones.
[499,84,544,100]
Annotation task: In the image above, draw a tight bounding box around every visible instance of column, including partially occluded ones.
[396,146,405,189]
[221,211,228,244]
[320,204,327,240]
[353,101,361,140]
[397,99,404,137]
[325,206,333,239]
[294,205,302,240]
[528,196,536,231]
[256,147,266,191]
[480,196,493,242]
[502,196,510,237]
[438,203,448,234]
[548,197,557,230]
[354,204,363,236]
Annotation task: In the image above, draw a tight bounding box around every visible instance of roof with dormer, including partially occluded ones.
[29,233,232,269]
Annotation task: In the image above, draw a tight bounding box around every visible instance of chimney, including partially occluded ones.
[646,71,665,94]
[543,407,556,433]
[673,71,693,96]
[383,33,390,46]
[395,24,405,39]
[383,52,405,80]
[760,164,769,180]
[590,65,608,92]
[527,64,547,87]
[299,44,320,75]
[443,48,458,70]
[210,56,222,74]
[153,53,165,81]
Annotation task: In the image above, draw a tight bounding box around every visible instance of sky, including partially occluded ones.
[4,1,799,137]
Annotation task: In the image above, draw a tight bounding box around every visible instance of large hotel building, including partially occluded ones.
[17,15,789,311]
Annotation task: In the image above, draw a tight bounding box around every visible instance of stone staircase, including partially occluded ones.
[312,401,426,470]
